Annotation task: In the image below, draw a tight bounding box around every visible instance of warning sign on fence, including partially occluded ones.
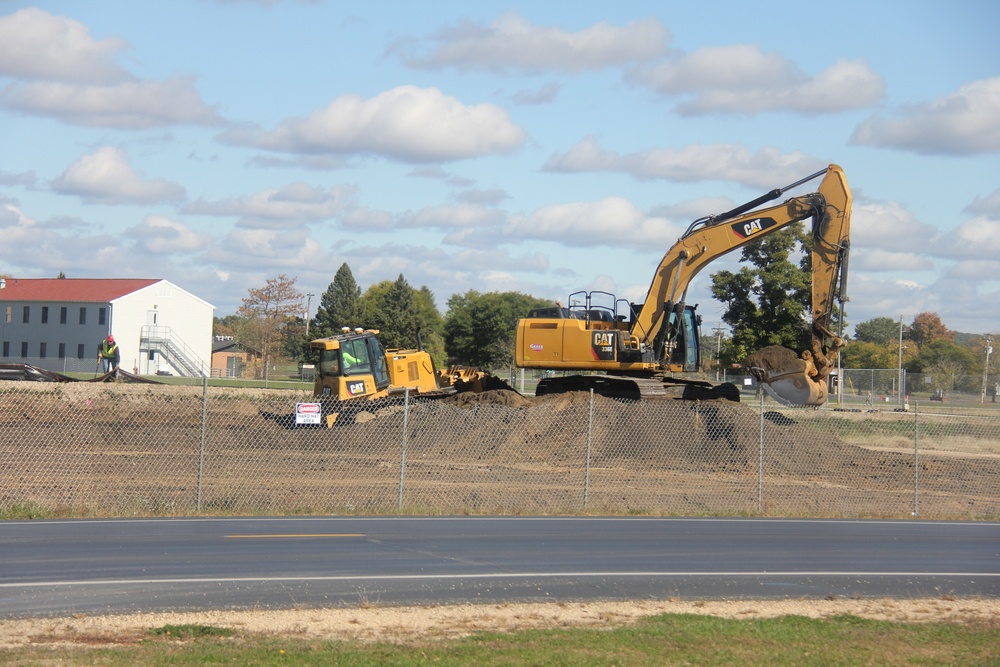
[295,402,322,425]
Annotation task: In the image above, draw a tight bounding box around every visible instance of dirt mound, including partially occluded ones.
[444,389,532,409]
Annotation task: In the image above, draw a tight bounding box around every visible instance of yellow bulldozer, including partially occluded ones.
[261,327,503,428]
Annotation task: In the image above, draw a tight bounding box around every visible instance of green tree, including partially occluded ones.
[444,290,550,369]
[359,274,419,351]
[909,338,976,391]
[840,340,905,369]
[413,286,446,366]
[213,314,244,338]
[312,263,362,338]
[710,224,811,365]
[236,274,303,379]
[853,317,900,346]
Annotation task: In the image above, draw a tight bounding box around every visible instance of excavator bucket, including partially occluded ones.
[743,346,829,407]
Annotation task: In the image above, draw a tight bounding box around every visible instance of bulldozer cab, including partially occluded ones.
[313,330,391,398]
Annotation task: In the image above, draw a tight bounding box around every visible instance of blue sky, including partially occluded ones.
[1,1,999,337]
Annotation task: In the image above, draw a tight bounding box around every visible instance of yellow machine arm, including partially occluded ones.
[632,164,851,351]
[631,164,852,405]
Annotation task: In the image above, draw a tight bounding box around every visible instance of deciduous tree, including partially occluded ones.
[444,290,550,369]
[710,224,812,365]
[236,274,303,378]
[908,312,953,346]
[853,317,900,346]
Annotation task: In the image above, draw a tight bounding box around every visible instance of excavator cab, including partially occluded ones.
[659,304,701,372]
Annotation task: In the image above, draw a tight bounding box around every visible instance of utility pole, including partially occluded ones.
[712,324,725,382]
[983,335,993,404]
[305,293,315,338]
[897,315,906,409]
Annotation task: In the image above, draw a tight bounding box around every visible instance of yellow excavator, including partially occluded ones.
[514,164,852,406]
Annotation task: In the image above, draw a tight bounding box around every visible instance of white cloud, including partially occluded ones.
[851,248,934,272]
[182,183,353,229]
[851,201,939,254]
[396,12,669,73]
[965,187,1000,217]
[511,81,561,105]
[0,10,220,129]
[0,8,127,84]
[544,138,827,189]
[204,227,333,269]
[850,77,1000,155]
[217,85,526,163]
[124,215,213,254]
[0,170,37,187]
[0,76,222,128]
[630,46,884,114]
[52,147,186,205]
[452,188,510,206]
[399,203,506,230]
[931,216,1000,260]
[504,197,682,248]
[946,259,1000,281]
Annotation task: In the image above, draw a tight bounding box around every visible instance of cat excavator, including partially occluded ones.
[514,164,853,406]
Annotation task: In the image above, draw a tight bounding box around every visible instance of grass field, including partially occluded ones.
[3,613,997,666]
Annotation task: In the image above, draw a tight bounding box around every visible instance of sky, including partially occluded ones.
[1,1,999,338]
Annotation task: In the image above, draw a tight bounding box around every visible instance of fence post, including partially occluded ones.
[758,393,764,514]
[913,401,920,517]
[398,388,410,511]
[584,388,593,509]
[197,375,208,512]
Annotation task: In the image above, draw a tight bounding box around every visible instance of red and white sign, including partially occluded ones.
[295,402,322,425]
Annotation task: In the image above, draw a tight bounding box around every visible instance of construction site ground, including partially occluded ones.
[2,380,999,648]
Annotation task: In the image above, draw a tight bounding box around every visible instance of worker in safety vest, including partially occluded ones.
[97,334,121,373]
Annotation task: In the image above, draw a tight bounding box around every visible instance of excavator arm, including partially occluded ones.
[631,164,852,405]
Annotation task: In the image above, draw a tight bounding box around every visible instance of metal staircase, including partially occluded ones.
[139,326,206,377]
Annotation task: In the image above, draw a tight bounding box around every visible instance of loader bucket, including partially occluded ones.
[743,345,828,407]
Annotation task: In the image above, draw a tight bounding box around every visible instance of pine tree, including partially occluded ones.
[312,263,362,338]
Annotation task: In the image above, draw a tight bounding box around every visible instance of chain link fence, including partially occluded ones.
[2,379,998,519]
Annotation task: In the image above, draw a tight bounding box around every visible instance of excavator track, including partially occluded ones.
[535,375,740,402]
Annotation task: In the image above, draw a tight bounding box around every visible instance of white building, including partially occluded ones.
[0,277,215,377]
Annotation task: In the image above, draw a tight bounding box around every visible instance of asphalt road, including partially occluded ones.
[1,517,998,617]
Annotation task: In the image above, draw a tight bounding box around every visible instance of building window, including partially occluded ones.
[60,307,67,324]
[2,341,8,357]
[77,343,85,359]
[99,307,107,325]
[79,307,86,325]
[39,342,47,358]
[41,306,49,324]
[4,305,10,323]
[20,341,28,358]
[58,343,66,359]
[22,306,29,323]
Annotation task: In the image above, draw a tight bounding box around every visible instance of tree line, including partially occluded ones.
[214,264,550,373]
[216,228,995,393]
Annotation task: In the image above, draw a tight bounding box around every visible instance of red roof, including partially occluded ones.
[0,278,162,303]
